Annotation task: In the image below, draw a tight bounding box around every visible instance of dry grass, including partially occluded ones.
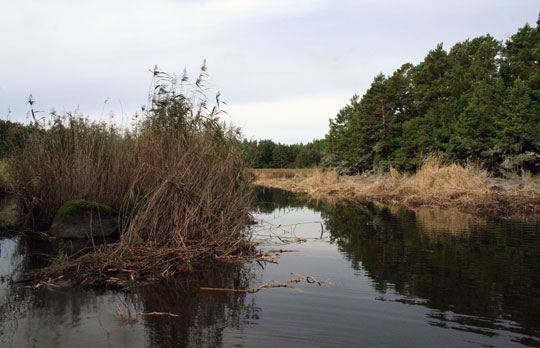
[251,168,316,179]
[10,117,137,226]
[0,159,11,196]
[360,157,491,203]
[303,169,339,196]
[55,133,255,288]
[254,158,540,220]
[11,66,255,287]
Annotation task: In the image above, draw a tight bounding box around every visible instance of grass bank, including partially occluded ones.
[8,66,255,288]
[253,159,540,220]
[250,168,316,179]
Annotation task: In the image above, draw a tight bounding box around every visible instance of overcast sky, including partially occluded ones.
[1,1,538,143]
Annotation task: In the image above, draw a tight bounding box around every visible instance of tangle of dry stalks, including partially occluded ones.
[47,130,255,288]
[13,65,256,287]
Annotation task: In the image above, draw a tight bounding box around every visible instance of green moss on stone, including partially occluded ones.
[56,200,117,217]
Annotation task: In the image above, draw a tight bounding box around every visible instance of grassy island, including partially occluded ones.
[3,65,254,288]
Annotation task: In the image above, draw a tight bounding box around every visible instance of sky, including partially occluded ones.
[1,1,538,144]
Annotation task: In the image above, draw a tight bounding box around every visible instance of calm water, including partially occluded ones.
[1,188,539,347]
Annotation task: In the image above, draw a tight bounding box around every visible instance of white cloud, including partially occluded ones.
[1,0,329,51]
[228,93,349,143]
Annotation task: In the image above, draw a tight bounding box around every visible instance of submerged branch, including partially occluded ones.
[200,274,326,293]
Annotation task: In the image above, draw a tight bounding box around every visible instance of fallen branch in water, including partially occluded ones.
[200,282,296,293]
[269,249,299,253]
[200,274,325,293]
[199,287,249,293]
[306,275,323,286]
[137,311,181,318]
[255,254,278,262]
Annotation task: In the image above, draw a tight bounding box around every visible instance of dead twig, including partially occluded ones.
[137,311,181,318]
[200,287,249,293]
[255,254,278,262]
[269,249,299,253]
[306,275,323,286]
[200,274,325,294]
[201,282,297,293]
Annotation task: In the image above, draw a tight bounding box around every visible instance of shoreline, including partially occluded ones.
[253,169,540,221]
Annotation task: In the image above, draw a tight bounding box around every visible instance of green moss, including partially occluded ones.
[56,200,117,217]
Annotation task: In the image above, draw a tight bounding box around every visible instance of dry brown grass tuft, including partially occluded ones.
[412,157,489,193]
[304,169,339,194]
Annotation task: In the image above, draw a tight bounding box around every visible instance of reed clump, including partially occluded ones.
[409,157,489,194]
[304,168,339,195]
[366,156,490,201]
[10,65,255,287]
[10,115,136,226]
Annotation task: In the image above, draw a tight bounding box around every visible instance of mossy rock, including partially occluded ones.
[56,200,117,217]
[51,200,119,239]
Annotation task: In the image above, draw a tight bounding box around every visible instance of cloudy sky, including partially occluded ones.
[1,1,538,143]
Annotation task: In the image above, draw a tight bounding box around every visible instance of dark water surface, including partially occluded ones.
[1,188,539,347]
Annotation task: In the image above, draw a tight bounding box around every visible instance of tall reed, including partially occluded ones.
[11,64,254,285]
[10,115,137,227]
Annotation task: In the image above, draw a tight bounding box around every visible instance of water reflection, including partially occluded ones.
[253,187,540,344]
[130,263,258,348]
[0,187,539,347]
[0,235,258,347]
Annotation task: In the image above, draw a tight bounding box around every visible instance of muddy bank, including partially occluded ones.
[253,170,540,220]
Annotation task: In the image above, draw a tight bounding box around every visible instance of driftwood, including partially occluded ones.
[268,249,299,253]
[137,311,181,318]
[201,283,296,293]
[254,249,299,264]
[200,274,324,293]
[115,306,181,322]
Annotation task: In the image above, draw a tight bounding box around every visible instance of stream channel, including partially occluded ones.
[1,187,540,347]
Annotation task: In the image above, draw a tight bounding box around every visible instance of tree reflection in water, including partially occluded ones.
[0,187,538,347]
[253,186,540,342]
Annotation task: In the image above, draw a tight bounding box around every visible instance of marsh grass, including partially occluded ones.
[254,157,540,219]
[10,117,136,227]
[304,169,339,195]
[365,156,490,200]
[251,168,315,179]
[11,64,254,287]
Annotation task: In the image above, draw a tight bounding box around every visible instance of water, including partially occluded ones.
[1,187,539,347]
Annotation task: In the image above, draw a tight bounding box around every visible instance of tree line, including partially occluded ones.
[240,139,323,168]
[323,17,540,174]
